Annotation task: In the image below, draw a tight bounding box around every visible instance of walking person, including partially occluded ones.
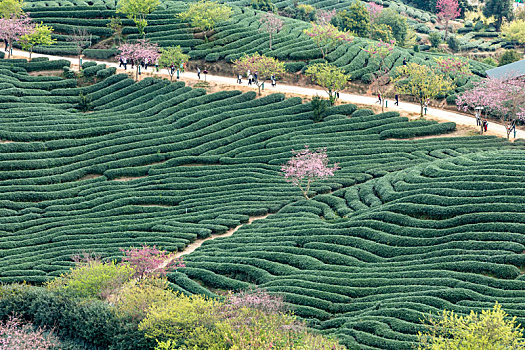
[197,67,201,79]
[130,59,134,69]
[254,71,258,83]
[237,73,242,84]
[402,57,407,66]
[394,94,399,106]
[248,73,253,85]
[376,93,382,104]
[119,57,124,68]
[483,119,488,132]
[271,74,276,87]
[155,58,159,72]
[144,58,149,71]
[122,57,127,70]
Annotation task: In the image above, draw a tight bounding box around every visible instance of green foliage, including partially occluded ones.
[429,32,442,48]
[305,63,349,104]
[19,22,56,58]
[250,0,275,12]
[418,302,525,349]
[446,35,460,52]
[0,0,23,18]
[311,95,329,122]
[46,259,134,299]
[177,0,232,40]
[159,46,190,80]
[375,8,409,46]
[117,0,159,36]
[482,56,497,67]
[498,49,521,66]
[370,23,394,42]
[336,2,370,37]
[483,0,513,31]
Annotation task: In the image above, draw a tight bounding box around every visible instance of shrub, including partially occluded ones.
[429,32,442,48]
[46,259,135,299]
[311,95,329,122]
[0,315,60,350]
[498,49,521,66]
[82,48,118,59]
[447,35,460,52]
[482,57,498,67]
[284,61,306,73]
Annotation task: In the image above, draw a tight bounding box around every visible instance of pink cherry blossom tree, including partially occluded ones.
[281,145,340,200]
[363,39,395,112]
[118,39,160,80]
[259,12,283,50]
[304,23,353,61]
[120,244,185,280]
[316,8,336,25]
[436,0,460,39]
[367,2,383,23]
[456,76,525,138]
[0,315,59,350]
[0,14,34,58]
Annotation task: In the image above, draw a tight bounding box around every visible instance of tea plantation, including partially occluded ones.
[1,59,525,349]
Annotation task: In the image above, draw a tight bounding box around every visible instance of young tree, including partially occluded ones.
[483,0,513,31]
[456,76,525,138]
[0,315,59,350]
[375,8,408,46]
[259,11,283,50]
[118,39,160,80]
[363,39,395,112]
[0,14,33,58]
[0,0,24,19]
[436,0,460,40]
[304,23,353,61]
[306,62,348,105]
[117,0,159,38]
[281,146,340,200]
[19,22,56,59]
[66,27,92,68]
[107,16,124,45]
[159,46,189,81]
[393,62,454,118]
[177,0,232,42]
[233,52,285,95]
[419,303,525,349]
[501,19,525,55]
[366,2,383,23]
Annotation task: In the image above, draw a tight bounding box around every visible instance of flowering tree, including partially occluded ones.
[316,8,336,25]
[118,39,160,80]
[159,46,189,81]
[0,315,59,350]
[393,62,454,118]
[363,39,395,112]
[367,2,383,23]
[259,12,283,50]
[0,14,33,58]
[120,244,185,280]
[304,23,353,61]
[281,146,340,200]
[19,22,55,59]
[117,0,159,37]
[233,52,285,95]
[305,62,349,105]
[436,0,460,40]
[456,76,525,138]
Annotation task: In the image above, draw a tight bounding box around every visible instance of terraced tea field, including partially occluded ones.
[1,59,525,349]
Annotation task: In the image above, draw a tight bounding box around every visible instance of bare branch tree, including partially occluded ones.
[66,28,92,69]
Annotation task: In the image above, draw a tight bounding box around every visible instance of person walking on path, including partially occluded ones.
[376,93,382,104]
[122,57,127,70]
[271,75,276,87]
[197,67,201,79]
[248,73,253,85]
[483,119,488,132]
[394,94,399,106]
[119,57,124,68]
[4,39,8,51]
[237,74,242,84]
[254,71,258,83]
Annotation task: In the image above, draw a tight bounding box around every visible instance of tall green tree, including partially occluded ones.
[336,1,370,37]
[233,52,285,95]
[305,63,349,105]
[375,8,408,46]
[483,0,513,31]
[117,0,160,37]
[501,19,525,55]
[158,46,189,81]
[177,0,232,41]
[19,22,56,59]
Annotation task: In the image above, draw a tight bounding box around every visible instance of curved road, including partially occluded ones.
[9,48,525,140]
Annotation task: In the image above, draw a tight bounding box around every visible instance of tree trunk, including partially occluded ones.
[29,49,33,60]
[269,34,272,50]
[420,100,424,119]
[7,40,12,59]
[444,19,449,40]
[136,65,139,81]
[78,54,81,70]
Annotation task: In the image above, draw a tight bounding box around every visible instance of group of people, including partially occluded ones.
[119,57,159,72]
[475,114,489,132]
[236,70,277,87]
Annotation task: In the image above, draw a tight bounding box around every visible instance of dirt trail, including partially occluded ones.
[160,214,270,266]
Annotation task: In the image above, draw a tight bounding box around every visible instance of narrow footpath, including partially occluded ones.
[9,48,525,140]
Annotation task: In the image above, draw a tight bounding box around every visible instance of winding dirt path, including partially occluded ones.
[9,48,525,140]
[158,214,271,268]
